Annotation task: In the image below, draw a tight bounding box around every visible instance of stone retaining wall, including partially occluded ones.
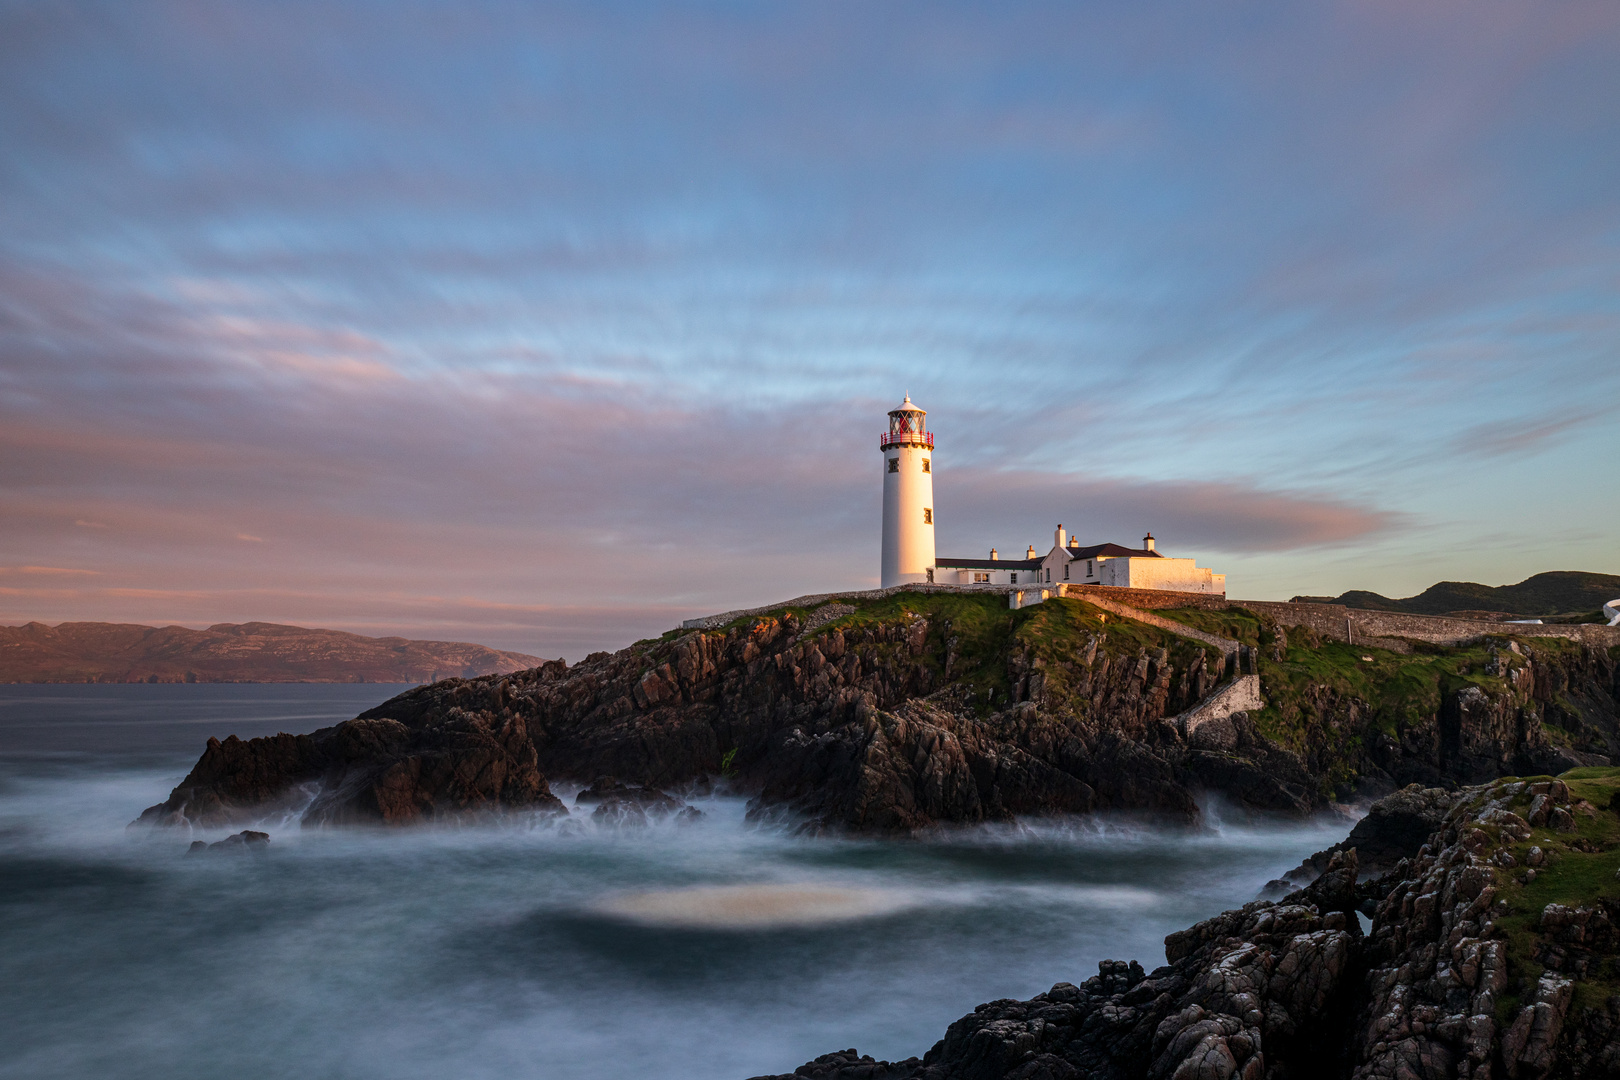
[1177,674,1265,740]
[1237,601,1620,650]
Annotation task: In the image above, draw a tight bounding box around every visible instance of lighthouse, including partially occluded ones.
[880,396,936,588]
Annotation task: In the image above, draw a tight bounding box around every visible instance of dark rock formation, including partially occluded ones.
[756,773,1620,1080]
[136,704,563,827]
[135,594,1620,832]
[575,777,701,826]
[185,829,270,854]
[749,853,1364,1080]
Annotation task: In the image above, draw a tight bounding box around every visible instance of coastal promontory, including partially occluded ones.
[135,588,1620,832]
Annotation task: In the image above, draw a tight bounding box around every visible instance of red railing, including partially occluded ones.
[880,431,933,449]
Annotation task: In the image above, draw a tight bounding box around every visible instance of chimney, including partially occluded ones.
[1055,524,1066,549]
[1026,545,1037,559]
[989,548,998,560]
[1143,533,1155,553]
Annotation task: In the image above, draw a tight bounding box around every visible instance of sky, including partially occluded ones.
[2,0,1618,658]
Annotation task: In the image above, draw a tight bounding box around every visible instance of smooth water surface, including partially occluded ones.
[0,684,1353,1079]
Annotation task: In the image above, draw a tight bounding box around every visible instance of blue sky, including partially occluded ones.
[2,1,1617,656]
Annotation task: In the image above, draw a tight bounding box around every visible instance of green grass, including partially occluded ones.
[665,590,1230,717]
[1155,606,1270,647]
[1468,768,1620,1013]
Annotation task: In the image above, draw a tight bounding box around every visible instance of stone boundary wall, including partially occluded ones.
[1177,674,1264,738]
[1236,600,1620,650]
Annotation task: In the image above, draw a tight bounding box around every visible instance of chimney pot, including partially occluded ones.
[1143,533,1155,552]
[1026,545,1036,559]
[989,548,998,560]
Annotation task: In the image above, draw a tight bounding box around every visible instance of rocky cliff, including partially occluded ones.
[0,620,544,683]
[751,769,1620,1080]
[135,591,1620,832]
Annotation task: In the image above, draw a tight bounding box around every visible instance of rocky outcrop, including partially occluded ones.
[185,829,270,854]
[750,852,1365,1080]
[756,775,1620,1079]
[135,594,1620,832]
[136,704,563,827]
[575,776,703,826]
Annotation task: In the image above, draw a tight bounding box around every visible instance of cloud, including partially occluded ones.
[1453,408,1605,458]
[0,0,1617,653]
[940,471,1401,556]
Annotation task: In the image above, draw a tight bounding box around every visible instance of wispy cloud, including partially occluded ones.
[0,0,1617,652]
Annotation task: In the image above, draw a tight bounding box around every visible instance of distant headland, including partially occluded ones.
[0,620,545,684]
[1293,570,1620,623]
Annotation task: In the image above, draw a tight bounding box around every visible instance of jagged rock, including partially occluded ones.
[762,899,1360,1080]
[746,1049,923,1080]
[760,773,1620,1079]
[576,778,693,826]
[133,597,1620,834]
[185,829,270,854]
[135,707,565,828]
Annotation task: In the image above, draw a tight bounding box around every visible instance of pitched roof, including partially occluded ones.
[934,557,1043,570]
[1064,543,1162,559]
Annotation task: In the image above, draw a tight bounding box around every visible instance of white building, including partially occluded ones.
[933,525,1225,595]
[878,399,1225,596]
[879,396,936,588]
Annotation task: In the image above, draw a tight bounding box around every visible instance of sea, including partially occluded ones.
[0,684,1353,1080]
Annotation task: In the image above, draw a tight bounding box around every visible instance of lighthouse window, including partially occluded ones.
[922,508,932,524]
[887,458,898,473]
[921,459,931,473]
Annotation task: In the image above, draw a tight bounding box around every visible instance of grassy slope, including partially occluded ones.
[1472,768,1620,1015]
[648,592,1225,717]
[1152,606,1611,793]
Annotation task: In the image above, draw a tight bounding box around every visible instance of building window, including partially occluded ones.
[921,459,931,473]
[922,508,932,524]
[1088,561,1094,575]
[1045,568,1050,582]
[888,458,899,473]
[973,573,990,583]
[1010,572,1017,584]
[1063,564,1069,580]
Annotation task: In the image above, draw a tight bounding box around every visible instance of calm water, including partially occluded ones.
[0,684,1353,1080]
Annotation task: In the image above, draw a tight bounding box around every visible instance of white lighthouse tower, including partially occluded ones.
[880,395,936,588]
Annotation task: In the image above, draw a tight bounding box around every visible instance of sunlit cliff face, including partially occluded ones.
[2,1,1618,656]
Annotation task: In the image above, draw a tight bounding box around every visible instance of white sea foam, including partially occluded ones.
[595,883,914,928]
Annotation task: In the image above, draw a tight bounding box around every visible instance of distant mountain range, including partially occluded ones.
[0,621,547,684]
[1292,570,1620,619]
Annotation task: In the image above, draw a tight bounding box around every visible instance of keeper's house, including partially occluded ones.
[933,526,1225,595]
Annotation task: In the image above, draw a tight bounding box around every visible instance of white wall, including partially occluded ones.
[881,443,936,587]
[1102,556,1224,594]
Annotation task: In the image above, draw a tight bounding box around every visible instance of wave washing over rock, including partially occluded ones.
[133,593,1620,833]
[749,773,1620,1080]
